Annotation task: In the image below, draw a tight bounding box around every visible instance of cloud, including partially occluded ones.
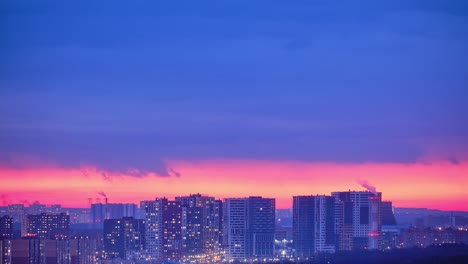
[169,168,181,177]
[0,0,466,171]
[101,172,112,181]
[447,156,460,165]
[0,151,180,178]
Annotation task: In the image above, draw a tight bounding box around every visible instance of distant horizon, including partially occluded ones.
[2,191,468,213]
[4,203,468,213]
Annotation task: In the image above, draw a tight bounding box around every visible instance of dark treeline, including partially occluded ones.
[268,244,468,264]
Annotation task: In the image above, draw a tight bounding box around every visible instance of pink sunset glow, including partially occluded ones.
[1,159,466,210]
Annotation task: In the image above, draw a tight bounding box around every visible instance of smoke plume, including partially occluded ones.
[358,179,377,194]
[101,172,112,181]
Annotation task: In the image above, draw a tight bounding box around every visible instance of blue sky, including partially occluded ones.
[1,0,467,176]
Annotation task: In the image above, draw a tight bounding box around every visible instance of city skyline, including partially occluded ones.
[2,189,468,263]
[1,0,467,212]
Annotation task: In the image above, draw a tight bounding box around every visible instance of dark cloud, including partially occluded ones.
[0,0,467,173]
[81,170,90,178]
[0,146,179,178]
[101,172,112,182]
[447,157,460,165]
[169,168,181,178]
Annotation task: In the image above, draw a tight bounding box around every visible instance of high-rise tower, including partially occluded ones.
[293,195,335,257]
[223,196,275,261]
[175,194,223,257]
[142,198,182,261]
[332,191,382,250]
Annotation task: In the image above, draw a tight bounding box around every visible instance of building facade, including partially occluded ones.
[92,203,138,224]
[332,191,382,250]
[223,198,248,260]
[0,215,14,239]
[247,196,275,257]
[293,195,335,257]
[104,217,145,259]
[381,201,397,226]
[175,194,223,257]
[21,213,70,239]
[142,198,182,261]
[224,197,275,260]
[0,239,12,264]
[6,237,96,264]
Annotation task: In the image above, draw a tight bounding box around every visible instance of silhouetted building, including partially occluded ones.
[381,202,397,226]
[381,226,402,249]
[104,217,145,259]
[11,237,45,264]
[175,194,223,257]
[142,198,182,261]
[276,209,293,227]
[0,239,12,264]
[92,203,138,224]
[7,204,24,223]
[0,216,13,263]
[293,196,314,257]
[22,213,70,239]
[71,236,97,264]
[224,196,275,260]
[398,227,468,248]
[28,203,47,215]
[8,237,96,264]
[49,205,62,214]
[9,237,55,264]
[91,204,105,224]
[0,215,14,239]
[332,191,382,250]
[293,195,335,257]
[247,196,275,257]
[275,226,292,241]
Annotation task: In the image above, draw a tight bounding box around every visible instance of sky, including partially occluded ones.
[1,0,467,210]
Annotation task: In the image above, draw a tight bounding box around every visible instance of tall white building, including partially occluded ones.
[141,200,164,260]
[223,199,248,260]
[315,196,336,253]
